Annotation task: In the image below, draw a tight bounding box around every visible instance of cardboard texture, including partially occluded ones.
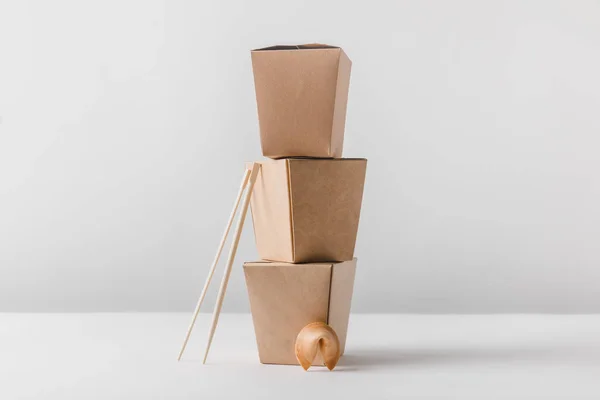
[248,158,367,263]
[244,259,357,365]
[251,44,352,158]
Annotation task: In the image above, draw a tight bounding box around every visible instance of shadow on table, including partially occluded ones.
[336,345,581,371]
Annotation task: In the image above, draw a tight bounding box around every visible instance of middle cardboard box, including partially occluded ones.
[248,158,367,263]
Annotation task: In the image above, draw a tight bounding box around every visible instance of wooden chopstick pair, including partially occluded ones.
[178,163,260,363]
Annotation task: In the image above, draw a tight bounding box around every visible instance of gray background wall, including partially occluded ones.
[1,0,599,313]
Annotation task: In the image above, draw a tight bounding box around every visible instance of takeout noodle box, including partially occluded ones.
[244,259,357,365]
[251,44,352,158]
[248,158,367,263]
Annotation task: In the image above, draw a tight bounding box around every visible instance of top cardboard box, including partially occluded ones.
[251,44,352,158]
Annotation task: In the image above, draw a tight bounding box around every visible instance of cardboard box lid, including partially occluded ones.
[244,259,357,365]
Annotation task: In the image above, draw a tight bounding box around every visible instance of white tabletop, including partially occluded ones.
[2,313,600,399]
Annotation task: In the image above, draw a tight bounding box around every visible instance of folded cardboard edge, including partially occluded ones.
[285,159,296,263]
[245,163,261,259]
[326,264,334,327]
[327,49,341,157]
[243,261,336,267]
[248,158,367,164]
[330,50,352,158]
[286,157,368,162]
[260,156,365,161]
[327,258,357,355]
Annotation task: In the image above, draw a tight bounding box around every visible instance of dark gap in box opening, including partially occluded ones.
[253,44,339,51]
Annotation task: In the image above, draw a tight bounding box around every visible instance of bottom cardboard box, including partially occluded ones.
[243,258,356,365]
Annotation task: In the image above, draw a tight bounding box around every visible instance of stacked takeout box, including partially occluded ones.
[244,44,367,366]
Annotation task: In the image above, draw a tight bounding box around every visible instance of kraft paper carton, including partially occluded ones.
[248,158,367,263]
[251,44,352,158]
[244,259,357,365]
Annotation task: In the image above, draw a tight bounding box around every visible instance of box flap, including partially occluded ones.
[248,160,294,263]
[330,50,352,157]
[327,258,357,355]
